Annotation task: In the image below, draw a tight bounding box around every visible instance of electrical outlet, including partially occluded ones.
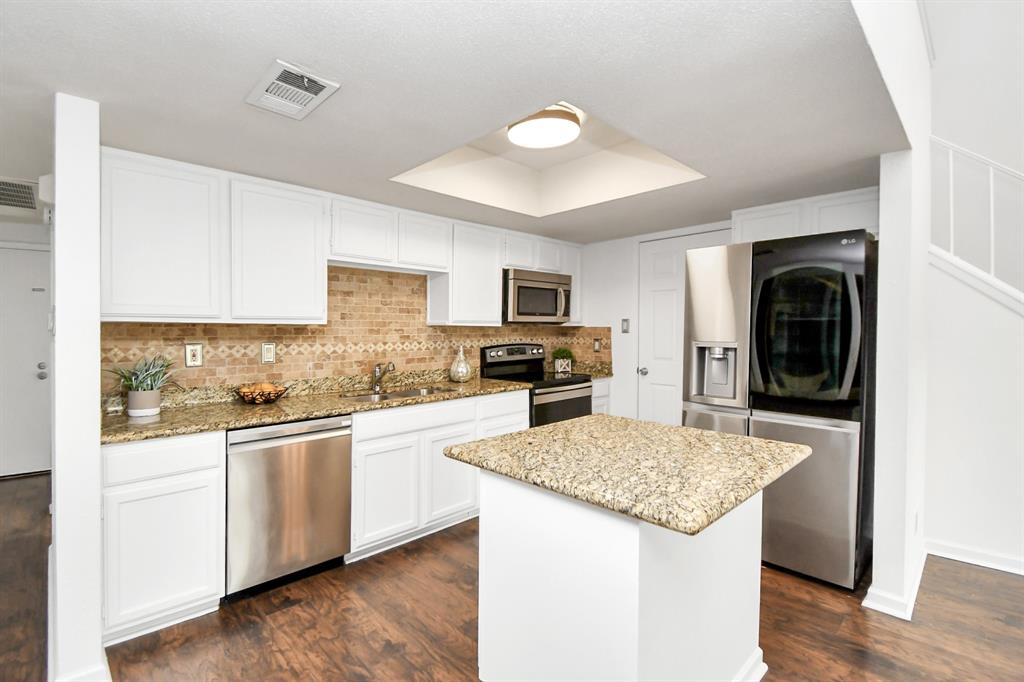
[593,338,601,353]
[261,342,276,364]
[184,343,203,367]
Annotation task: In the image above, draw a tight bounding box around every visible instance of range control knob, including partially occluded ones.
[489,351,497,357]
[496,350,504,357]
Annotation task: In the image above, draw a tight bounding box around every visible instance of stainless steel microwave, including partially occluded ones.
[502,268,571,324]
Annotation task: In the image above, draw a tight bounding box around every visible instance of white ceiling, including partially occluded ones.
[0,1,907,243]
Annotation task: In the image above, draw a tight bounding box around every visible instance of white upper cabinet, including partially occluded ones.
[330,198,397,263]
[397,212,451,271]
[231,180,327,322]
[504,233,536,269]
[432,222,503,326]
[560,242,584,324]
[502,232,563,273]
[535,239,562,272]
[732,187,879,243]
[330,199,451,273]
[101,150,227,320]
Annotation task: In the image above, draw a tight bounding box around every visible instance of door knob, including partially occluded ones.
[37,362,47,370]
[37,371,48,380]
[637,367,649,376]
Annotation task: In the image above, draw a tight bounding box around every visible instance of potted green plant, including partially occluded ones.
[552,347,575,374]
[107,355,178,417]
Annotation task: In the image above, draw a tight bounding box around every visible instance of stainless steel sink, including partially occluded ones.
[346,386,456,403]
[347,393,393,403]
[390,387,456,398]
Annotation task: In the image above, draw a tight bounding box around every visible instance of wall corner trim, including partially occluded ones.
[861,547,927,621]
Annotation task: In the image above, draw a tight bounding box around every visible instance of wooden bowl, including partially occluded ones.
[237,382,289,404]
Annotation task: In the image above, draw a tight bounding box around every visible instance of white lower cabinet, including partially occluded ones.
[101,431,225,644]
[349,390,529,560]
[352,432,421,547]
[422,422,479,524]
[592,377,611,415]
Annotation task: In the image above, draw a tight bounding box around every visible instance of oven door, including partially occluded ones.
[531,384,592,426]
[506,278,570,324]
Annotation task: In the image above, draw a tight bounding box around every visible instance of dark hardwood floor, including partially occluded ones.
[3,473,1022,681]
[0,473,50,682]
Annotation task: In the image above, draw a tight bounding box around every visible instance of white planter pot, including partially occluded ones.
[127,389,161,417]
[554,359,572,374]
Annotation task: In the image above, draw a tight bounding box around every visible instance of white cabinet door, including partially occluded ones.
[421,421,479,524]
[451,222,503,325]
[331,198,397,263]
[592,378,611,415]
[504,232,536,268]
[352,433,420,549]
[231,180,326,322]
[561,243,583,324]
[103,467,224,632]
[478,413,530,438]
[535,239,562,272]
[397,213,451,271]
[101,151,226,319]
[732,204,801,243]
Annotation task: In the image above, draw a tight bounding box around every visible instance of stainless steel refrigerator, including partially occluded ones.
[682,230,877,589]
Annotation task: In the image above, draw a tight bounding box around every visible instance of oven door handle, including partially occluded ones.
[534,382,593,396]
[533,385,593,405]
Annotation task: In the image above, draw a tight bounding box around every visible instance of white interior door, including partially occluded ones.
[0,247,52,475]
[637,231,731,425]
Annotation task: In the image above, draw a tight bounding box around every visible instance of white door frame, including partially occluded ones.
[635,226,733,422]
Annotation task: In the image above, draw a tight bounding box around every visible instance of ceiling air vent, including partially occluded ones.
[246,59,340,120]
[0,178,40,219]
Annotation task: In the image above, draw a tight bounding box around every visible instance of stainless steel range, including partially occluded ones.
[479,344,591,426]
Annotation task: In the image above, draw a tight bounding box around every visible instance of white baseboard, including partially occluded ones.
[861,546,927,621]
[53,662,111,682]
[926,539,1024,576]
[734,647,768,681]
[345,510,478,563]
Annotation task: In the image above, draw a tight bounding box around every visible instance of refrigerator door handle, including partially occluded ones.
[838,268,862,401]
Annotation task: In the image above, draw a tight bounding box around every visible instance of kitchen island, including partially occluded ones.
[444,414,810,682]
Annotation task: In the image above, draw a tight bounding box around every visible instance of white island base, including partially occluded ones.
[478,471,767,682]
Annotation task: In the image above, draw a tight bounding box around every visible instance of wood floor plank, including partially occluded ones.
[3,474,1023,682]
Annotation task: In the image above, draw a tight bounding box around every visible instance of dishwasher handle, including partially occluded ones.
[228,427,351,453]
[228,415,352,445]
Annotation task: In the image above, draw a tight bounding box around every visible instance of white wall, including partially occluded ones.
[921,0,1024,577]
[49,93,109,681]
[924,263,1023,574]
[926,0,1024,173]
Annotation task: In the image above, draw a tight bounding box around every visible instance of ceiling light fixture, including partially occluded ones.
[507,105,581,149]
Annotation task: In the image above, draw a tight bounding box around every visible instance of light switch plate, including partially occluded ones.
[184,343,203,368]
[261,342,276,364]
[621,318,630,334]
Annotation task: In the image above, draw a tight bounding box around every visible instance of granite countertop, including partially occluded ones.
[101,378,529,444]
[444,414,811,535]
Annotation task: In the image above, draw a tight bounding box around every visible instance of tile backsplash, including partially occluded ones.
[102,266,611,408]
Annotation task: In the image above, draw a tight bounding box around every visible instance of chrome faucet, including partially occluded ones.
[372,361,395,394]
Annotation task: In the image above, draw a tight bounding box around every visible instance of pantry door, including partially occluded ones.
[636,229,732,425]
[0,246,52,475]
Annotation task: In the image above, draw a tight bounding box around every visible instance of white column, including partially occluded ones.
[851,0,932,620]
[49,93,109,681]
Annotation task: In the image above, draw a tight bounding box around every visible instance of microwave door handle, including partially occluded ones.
[837,270,862,400]
[557,288,566,318]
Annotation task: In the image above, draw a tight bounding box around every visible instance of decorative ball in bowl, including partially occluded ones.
[237,383,289,404]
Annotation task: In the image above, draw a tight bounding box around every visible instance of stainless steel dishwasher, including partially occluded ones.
[227,415,352,594]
